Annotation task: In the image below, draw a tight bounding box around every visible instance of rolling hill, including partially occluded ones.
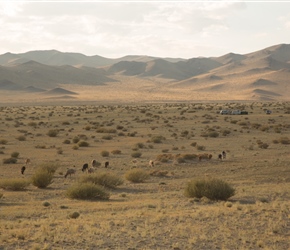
[0,43,290,102]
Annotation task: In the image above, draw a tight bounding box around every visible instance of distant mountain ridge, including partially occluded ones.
[0,43,290,101]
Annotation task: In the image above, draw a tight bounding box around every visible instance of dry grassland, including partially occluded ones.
[0,102,290,250]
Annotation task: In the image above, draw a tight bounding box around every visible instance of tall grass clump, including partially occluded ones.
[125,169,150,183]
[66,183,110,200]
[0,178,30,191]
[184,178,235,201]
[31,163,59,188]
[79,172,124,189]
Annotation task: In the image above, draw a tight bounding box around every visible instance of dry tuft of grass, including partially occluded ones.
[66,182,110,200]
[125,169,150,183]
[0,178,30,191]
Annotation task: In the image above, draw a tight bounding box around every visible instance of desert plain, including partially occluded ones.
[0,99,289,250]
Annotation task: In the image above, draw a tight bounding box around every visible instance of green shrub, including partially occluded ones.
[79,172,124,189]
[66,183,110,200]
[78,141,89,147]
[0,178,30,191]
[47,130,59,137]
[125,169,150,183]
[3,157,17,164]
[184,178,235,201]
[131,152,142,158]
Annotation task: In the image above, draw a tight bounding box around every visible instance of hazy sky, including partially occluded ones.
[0,1,290,59]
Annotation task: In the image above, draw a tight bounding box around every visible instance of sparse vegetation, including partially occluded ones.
[0,178,30,191]
[0,103,289,250]
[125,169,150,183]
[47,129,59,137]
[79,172,124,189]
[66,183,110,200]
[184,178,235,201]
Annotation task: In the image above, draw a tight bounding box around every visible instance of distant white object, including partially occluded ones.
[231,110,241,115]
[265,110,272,114]
[220,110,229,115]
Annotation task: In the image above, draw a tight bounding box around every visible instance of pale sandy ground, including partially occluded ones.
[0,102,289,250]
[1,75,285,106]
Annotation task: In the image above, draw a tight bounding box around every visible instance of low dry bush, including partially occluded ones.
[96,128,116,133]
[11,152,20,158]
[66,183,110,200]
[102,135,113,140]
[78,141,89,147]
[155,153,174,163]
[31,163,59,188]
[278,137,290,144]
[184,178,235,201]
[111,149,121,155]
[3,157,17,164]
[79,172,124,189]
[131,152,142,158]
[208,131,219,138]
[31,170,54,188]
[0,178,30,191]
[47,129,59,137]
[16,135,26,141]
[39,162,59,174]
[150,135,166,143]
[125,169,150,183]
[177,154,198,161]
[0,139,8,145]
[100,150,110,157]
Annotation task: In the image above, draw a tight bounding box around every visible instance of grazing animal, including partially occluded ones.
[82,163,89,172]
[91,159,98,168]
[218,154,223,160]
[208,154,212,160]
[21,166,26,175]
[149,160,154,167]
[65,168,76,178]
[25,158,31,165]
[222,151,226,159]
[105,161,109,168]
